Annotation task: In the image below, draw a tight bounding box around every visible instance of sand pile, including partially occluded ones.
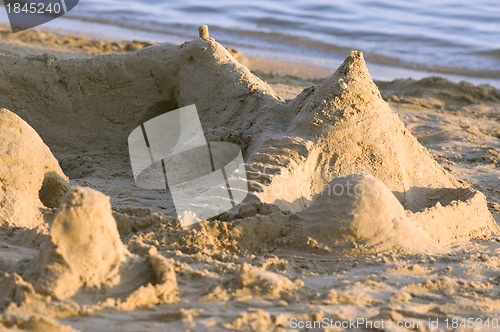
[0,109,69,228]
[23,187,143,299]
[21,187,177,303]
[232,263,303,300]
[409,188,496,245]
[0,314,78,332]
[229,177,497,254]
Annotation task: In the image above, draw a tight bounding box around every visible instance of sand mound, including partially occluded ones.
[0,109,68,227]
[0,273,41,312]
[22,187,156,300]
[122,241,178,309]
[379,76,500,107]
[295,174,438,253]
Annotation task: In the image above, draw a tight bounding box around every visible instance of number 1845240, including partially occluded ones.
[6,2,63,15]
[443,317,499,329]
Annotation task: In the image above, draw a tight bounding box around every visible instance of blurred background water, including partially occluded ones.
[1,0,500,85]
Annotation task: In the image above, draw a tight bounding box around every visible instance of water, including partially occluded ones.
[2,0,500,85]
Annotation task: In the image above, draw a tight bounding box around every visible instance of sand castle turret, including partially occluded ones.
[252,51,461,212]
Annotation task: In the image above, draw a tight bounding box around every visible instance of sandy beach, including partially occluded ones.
[0,25,499,332]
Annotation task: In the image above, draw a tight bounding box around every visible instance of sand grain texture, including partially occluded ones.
[0,30,499,331]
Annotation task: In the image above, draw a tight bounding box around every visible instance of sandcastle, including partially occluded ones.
[0,29,498,322]
[0,29,497,245]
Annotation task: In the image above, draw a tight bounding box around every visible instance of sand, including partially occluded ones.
[0,109,69,228]
[0,26,499,331]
